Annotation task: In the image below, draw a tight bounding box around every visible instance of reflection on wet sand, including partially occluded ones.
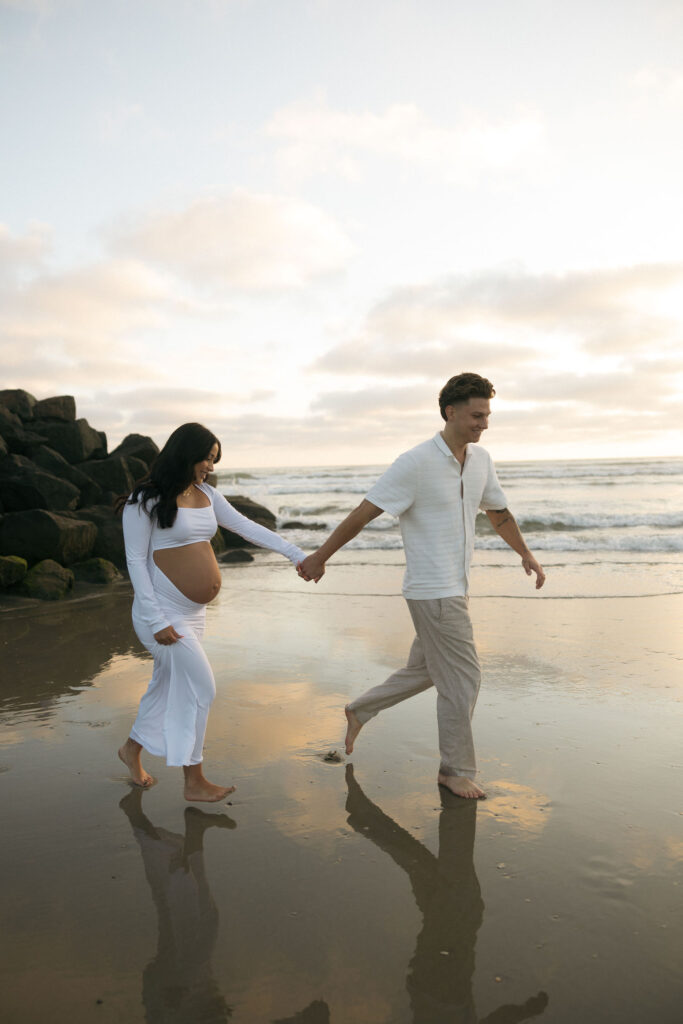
[119,789,235,1023]
[344,766,548,1024]
[0,590,141,715]
[120,791,332,1024]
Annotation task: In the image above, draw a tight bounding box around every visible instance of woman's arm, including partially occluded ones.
[122,501,172,632]
[210,489,306,565]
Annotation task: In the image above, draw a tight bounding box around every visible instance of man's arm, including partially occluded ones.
[298,500,384,582]
[485,508,546,589]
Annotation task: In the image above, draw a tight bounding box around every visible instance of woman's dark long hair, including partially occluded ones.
[117,423,222,528]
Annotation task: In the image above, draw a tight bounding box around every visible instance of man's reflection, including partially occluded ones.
[345,766,548,1024]
[119,789,234,1022]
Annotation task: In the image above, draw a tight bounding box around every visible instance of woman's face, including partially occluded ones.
[193,443,219,485]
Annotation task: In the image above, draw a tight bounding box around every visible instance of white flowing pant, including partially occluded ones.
[130,565,216,767]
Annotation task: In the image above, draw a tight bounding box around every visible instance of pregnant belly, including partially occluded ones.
[153,542,222,605]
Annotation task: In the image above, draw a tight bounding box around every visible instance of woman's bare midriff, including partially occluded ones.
[153,542,222,605]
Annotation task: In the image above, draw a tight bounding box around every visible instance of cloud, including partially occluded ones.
[0,222,51,283]
[313,263,683,381]
[111,188,355,291]
[0,255,176,393]
[266,96,544,183]
[632,67,683,106]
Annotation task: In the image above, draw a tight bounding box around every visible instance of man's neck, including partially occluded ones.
[440,429,467,466]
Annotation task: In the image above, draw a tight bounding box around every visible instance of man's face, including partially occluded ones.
[445,397,491,443]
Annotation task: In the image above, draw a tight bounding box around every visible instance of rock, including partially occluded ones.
[0,405,48,455]
[72,557,121,584]
[281,520,327,530]
[76,454,135,496]
[110,433,159,469]
[0,453,81,511]
[0,555,28,588]
[0,389,36,420]
[20,559,74,600]
[0,510,96,565]
[217,549,254,563]
[0,435,8,460]
[67,506,126,568]
[32,417,106,463]
[220,494,276,548]
[31,445,103,507]
[211,529,226,556]
[33,395,76,421]
[125,455,149,485]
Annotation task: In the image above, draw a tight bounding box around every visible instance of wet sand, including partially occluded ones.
[1,553,681,1023]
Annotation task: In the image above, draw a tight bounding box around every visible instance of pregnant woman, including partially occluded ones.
[117,422,305,802]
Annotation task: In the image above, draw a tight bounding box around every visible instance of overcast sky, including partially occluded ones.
[1,0,682,466]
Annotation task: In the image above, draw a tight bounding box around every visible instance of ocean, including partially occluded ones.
[215,456,683,598]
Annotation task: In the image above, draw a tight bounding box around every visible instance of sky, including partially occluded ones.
[1,0,682,467]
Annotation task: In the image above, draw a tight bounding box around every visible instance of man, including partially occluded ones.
[298,372,545,799]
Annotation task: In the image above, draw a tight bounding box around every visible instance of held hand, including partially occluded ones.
[297,555,326,583]
[153,624,184,645]
[522,554,546,590]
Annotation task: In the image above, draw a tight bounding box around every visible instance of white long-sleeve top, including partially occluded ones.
[122,483,306,633]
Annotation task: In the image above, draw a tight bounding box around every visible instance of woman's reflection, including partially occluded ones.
[344,765,548,1024]
[119,789,234,1022]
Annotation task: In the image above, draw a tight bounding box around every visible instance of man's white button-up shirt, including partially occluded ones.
[366,432,508,599]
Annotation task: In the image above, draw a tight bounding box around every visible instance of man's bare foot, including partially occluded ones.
[118,738,154,788]
[345,706,363,755]
[438,773,486,799]
[183,766,235,803]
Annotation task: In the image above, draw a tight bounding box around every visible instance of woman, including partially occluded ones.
[117,423,305,802]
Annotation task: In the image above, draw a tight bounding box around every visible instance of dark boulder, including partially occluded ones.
[0,509,96,565]
[0,554,27,588]
[31,445,103,507]
[0,435,8,460]
[32,417,106,463]
[33,395,76,421]
[20,559,74,600]
[67,505,126,568]
[72,557,122,584]
[125,455,149,485]
[76,454,135,496]
[110,433,159,469]
[220,494,277,548]
[0,389,36,420]
[0,405,48,455]
[0,453,81,511]
[217,549,254,563]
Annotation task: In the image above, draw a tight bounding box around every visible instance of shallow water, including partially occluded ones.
[1,560,681,1023]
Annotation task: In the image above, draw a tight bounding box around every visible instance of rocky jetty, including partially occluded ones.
[0,389,274,601]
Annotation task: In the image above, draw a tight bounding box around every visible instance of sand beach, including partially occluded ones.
[1,546,681,1023]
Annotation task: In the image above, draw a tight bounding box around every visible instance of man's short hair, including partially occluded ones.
[439,373,496,420]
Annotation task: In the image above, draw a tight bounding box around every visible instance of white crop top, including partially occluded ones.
[122,483,306,633]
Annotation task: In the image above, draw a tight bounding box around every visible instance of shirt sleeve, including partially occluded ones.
[122,499,171,634]
[210,488,306,564]
[478,455,508,511]
[365,452,417,517]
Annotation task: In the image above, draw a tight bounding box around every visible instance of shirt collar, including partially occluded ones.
[433,431,472,466]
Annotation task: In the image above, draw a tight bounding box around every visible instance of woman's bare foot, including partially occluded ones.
[118,738,154,788]
[183,764,235,803]
[345,706,363,755]
[438,773,486,799]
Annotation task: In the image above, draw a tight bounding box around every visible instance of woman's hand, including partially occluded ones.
[153,625,184,645]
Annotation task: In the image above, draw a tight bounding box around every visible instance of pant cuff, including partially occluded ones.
[439,764,478,779]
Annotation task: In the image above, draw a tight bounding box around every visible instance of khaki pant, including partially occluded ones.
[348,597,481,779]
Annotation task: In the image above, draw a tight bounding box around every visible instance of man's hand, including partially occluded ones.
[522,554,546,589]
[297,555,325,583]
